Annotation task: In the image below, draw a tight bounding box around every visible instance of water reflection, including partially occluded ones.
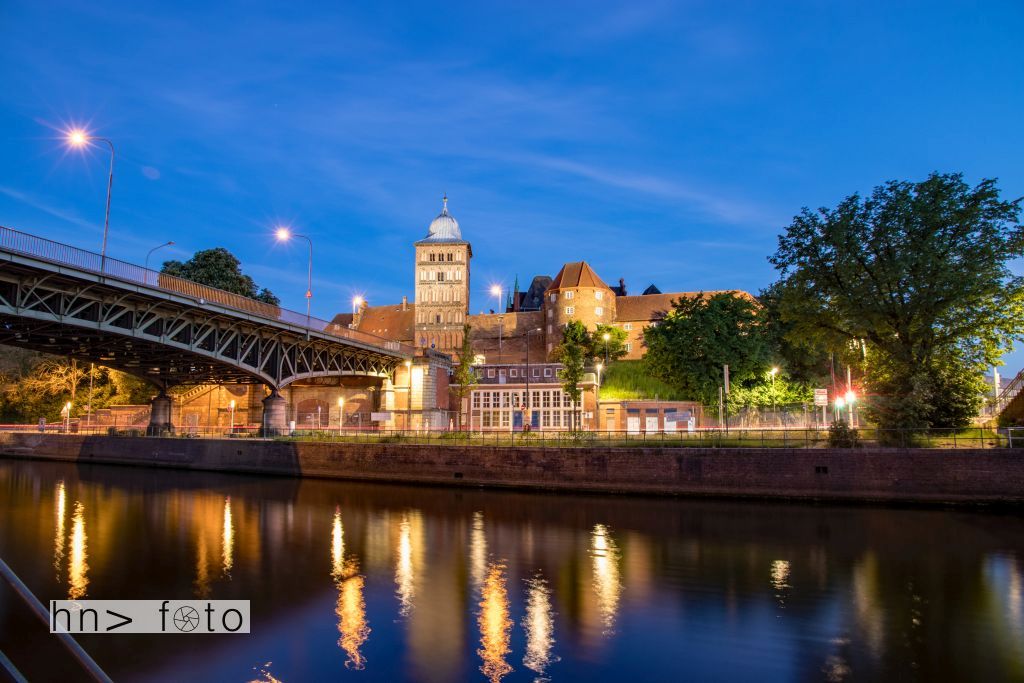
[53,481,65,580]
[4,461,1024,683]
[470,511,487,594]
[478,563,513,683]
[590,524,622,635]
[222,496,234,576]
[523,575,557,681]
[331,510,370,670]
[68,501,88,600]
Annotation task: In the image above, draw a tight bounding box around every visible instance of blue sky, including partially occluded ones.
[2,1,1023,371]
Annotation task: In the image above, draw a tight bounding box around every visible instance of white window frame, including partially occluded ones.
[595,306,603,316]
[487,369,495,378]
[623,323,633,331]
[595,290,603,300]
[565,306,574,315]
[625,342,633,352]
[564,291,574,300]
[544,368,552,378]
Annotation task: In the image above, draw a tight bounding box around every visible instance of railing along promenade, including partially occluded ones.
[0,225,412,355]
[3,424,1016,449]
[996,367,1024,415]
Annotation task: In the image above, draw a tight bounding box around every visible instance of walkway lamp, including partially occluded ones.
[524,328,542,430]
[602,332,610,365]
[65,128,115,273]
[352,295,364,317]
[404,359,413,431]
[275,227,313,327]
[337,396,345,432]
[229,400,236,433]
[845,390,857,427]
[770,367,779,425]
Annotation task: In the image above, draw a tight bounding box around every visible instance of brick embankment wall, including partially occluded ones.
[0,433,1021,504]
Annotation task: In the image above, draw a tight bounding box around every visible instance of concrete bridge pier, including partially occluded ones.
[147,391,174,436]
[262,390,288,436]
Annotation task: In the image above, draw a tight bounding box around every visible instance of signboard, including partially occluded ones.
[813,389,828,407]
[370,412,393,422]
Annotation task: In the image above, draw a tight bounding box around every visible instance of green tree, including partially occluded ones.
[643,293,770,407]
[162,247,280,304]
[769,173,1024,430]
[589,324,628,365]
[450,324,478,430]
[553,321,589,432]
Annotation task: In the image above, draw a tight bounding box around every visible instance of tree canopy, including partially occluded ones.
[769,172,1024,429]
[162,247,280,305]
[553,321,589,431]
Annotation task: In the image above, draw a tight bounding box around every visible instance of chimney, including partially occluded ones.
[618,278,627,296]
[401,295,408,311]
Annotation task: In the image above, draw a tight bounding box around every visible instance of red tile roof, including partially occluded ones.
[616,290,757,322]
[549,261,610,290]
[354,304,416,341]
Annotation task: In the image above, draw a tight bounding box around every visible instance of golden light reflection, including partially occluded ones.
[478,563,513,683]
[771,560,791,591]
[852,553,884,658]
[54,481,66,579]
[195,532,210,598]
[331,508,345,579]
[470,511,487,593]
[222,496,234,576]
[330,509,370,670]
[523,575,557,678]
[590,524,622,635]
[396,513,415,616]
[68,501,88,600]
[337,558,370,670]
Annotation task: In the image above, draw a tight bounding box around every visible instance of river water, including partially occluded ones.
[0,459,1022,682]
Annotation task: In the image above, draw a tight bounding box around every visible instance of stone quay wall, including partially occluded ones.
[0,433,1021,504]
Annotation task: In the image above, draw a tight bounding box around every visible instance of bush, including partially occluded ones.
[828,421,860,448]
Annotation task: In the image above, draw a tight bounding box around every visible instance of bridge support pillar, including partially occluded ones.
[262,390,288,436]
[147,391,174,436]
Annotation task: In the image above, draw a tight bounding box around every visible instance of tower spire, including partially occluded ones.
[442,194,448,214]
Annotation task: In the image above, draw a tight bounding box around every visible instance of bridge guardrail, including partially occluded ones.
[0,225,413,356]
[996,368,1024,416]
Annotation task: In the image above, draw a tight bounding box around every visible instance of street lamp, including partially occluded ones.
[229,399,236,433]
[602,332,611,365]
[524,328,543,431]
[352,295,364,316]
[769,367,779,426]
[337,396,345,432]
[144,240,175,283]
[275,227,313,327]
[490,285,503,364]
[404,359,413,432]
[845,390,857,427]
[65,128,115,273]
[834,396,845,424]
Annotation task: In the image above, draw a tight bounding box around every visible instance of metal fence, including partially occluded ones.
[12,424,1015,449]
[0,225,411,354]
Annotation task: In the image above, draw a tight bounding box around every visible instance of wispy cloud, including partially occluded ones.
[0,185,97,232]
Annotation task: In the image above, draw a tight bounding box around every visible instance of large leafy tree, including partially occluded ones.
[553,321,589,432]
[769,173,1024,429]
[162,247,279,305]
[643,293,770,407]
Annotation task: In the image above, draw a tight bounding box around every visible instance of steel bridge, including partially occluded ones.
[996,367,1024,425]
[0,226,414,432]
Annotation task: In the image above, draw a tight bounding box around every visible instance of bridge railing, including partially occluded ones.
[0,225,413,355]
[996,367,1024,416]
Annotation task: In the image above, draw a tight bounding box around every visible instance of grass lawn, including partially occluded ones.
[598,360,691,401]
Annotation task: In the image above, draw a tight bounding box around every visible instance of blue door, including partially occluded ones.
[513,411,524,431]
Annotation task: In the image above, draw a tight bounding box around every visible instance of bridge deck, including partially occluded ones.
[0,225,411,357]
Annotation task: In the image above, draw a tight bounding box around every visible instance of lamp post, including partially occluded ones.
[275,227,313,327]
[490,285,503,364]
[834,396,845,424]
[352,295,364,317]
[229,400,236,433]
[524,328,542,431]
[337,396,345,433]
[769,367,779,426]
[404,359,413,432]
[144,241,175,284]
[602,332,610,366]
[595,362,603,432]
[845,390,857,428]
[66,129,115,273]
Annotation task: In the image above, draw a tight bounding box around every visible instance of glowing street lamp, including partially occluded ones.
[490,284,504,363]
[602,332,611,365]
[229,399,236,433]
[769,367,779,424]
[65,128,115,272]
[275,226,313,327]
[352,295,364,316]
[337,396,345,432]
[845,390,857,427]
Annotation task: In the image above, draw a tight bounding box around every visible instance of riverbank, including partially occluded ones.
[0,432,1021,504]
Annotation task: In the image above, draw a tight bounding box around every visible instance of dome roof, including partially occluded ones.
[423,196,463,242]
